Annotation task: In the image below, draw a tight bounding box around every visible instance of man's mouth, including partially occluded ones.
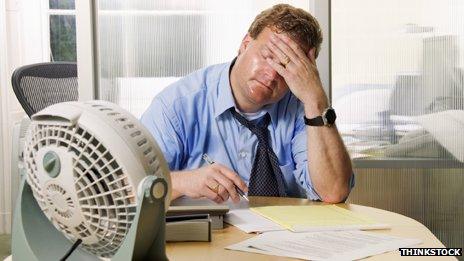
[255,80,273,91]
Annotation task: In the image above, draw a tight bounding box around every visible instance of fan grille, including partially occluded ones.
[71,126,136,255]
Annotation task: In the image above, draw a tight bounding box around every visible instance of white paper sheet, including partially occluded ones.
[416,110,464,162]
[224,209,284,233]
[226,230,422,260]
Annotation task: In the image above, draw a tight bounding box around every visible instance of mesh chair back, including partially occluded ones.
[11,62,78,117]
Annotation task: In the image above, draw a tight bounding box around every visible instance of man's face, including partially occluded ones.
[232,27,291,111]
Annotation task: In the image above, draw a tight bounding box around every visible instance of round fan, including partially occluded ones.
[13,100,171,260]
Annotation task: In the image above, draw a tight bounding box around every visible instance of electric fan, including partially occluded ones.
[11,100,171,260]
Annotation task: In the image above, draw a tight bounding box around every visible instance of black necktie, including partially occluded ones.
[230,109,287,197]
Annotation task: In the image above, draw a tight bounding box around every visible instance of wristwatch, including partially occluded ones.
[304,107,336,126]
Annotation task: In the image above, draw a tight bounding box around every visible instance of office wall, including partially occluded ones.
[0,0,8,235]
[348,167,464,249]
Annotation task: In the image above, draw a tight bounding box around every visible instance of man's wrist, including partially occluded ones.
[299,87,329,118]
[170,174,184,200]
[303,99,329,118]
[171,171,187,196]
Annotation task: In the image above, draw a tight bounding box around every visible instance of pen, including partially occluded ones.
[202,153,249,201]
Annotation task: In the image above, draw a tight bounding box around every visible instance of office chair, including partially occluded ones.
[10,62,78,232]
[11,62,78,118]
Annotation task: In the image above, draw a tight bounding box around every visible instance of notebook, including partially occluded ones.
[250,205,389,232]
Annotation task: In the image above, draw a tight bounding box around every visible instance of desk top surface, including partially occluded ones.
[166,197,452,261]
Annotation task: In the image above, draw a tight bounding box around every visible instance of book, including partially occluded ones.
[165,214,212,242]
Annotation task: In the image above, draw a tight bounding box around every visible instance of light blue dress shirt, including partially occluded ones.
[141,60,353,199]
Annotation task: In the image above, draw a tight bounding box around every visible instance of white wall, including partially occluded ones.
[0,0,47,234]
[0,0,9,235]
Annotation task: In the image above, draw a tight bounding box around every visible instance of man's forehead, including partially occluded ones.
[256,27,309,53]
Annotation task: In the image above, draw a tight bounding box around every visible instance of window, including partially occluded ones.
[331,0,464,162]
[48,0,76,62]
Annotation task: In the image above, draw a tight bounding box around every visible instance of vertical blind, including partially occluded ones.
[95,0,311,118]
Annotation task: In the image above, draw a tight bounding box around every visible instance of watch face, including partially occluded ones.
[324,108,337,124]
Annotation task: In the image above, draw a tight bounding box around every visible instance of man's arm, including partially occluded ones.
[141,98,247,204]
[304,102,353,203]
[266,33,353,203]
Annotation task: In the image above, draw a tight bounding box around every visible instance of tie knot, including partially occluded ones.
[230,108,270,142]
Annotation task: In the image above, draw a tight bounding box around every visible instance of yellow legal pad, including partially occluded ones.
[250,205,389,232]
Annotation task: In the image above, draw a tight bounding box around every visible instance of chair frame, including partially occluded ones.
[11,62,77,117]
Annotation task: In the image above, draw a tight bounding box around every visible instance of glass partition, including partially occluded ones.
[332,0,464,250]
[332,0,464,163]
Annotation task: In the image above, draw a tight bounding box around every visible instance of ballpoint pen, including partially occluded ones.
[202,153,249,201]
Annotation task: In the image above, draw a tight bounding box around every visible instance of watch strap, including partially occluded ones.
[304,115,324,126]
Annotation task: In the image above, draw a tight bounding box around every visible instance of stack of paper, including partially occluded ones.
[224,205,415,259]
[225,209,283,233]
[226,230,421,260]
[250,205,389,232]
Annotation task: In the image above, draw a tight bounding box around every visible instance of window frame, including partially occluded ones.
[76,0,97,101]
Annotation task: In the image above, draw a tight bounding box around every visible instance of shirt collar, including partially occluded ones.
[214,57,282,128]
[261,102,280,128]
[214,58,238,118]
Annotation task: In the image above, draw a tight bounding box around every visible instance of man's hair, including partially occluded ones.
[248,4,323,57]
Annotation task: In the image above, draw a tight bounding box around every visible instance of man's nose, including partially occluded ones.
[264,65,279,82]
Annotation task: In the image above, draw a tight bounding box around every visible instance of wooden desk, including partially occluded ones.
[166,197,453,260]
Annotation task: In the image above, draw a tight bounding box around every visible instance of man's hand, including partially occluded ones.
[263,33,329,117]
[171,163,248,204]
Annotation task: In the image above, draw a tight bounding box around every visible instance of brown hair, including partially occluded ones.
[248,4,323,57]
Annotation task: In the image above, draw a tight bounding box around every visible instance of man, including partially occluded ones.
[141,4,353,204]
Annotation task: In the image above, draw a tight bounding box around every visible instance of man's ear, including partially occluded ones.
[306,48,319,63]
[307,48,318,60]
[238,34,253,55]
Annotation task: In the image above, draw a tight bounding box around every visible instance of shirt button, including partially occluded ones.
[239,150,248,159]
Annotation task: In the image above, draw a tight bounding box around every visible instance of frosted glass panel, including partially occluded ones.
[332,0,464,161]
[96,0,310,118]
